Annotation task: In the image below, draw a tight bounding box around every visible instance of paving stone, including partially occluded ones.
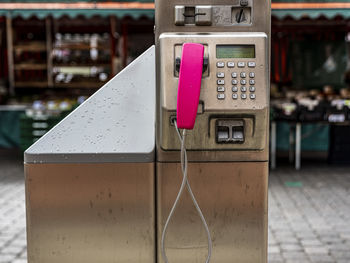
[308,254,335,263]
[331,250,350,259]
[285,260,310,263]
[296,232,317,239]
[268,246,281,253]
[11,260,27,263]
[282,251,309,260]
[328,243,350,252]
[0,245,23,255]
[8,240,26,248]
[0,254,16,263]
[280,243,303,252]
[19,250,26,258]
[268,252,284,262]
[301,239,323,246]
[304,246,329,254]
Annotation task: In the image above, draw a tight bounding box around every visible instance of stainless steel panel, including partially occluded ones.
[24,46,155,164]
[155,0,271,37]
[158,33,269,153]
[160,34,268,111]
[160,109,269,151]
[156,146,269,162]
[157,162,268,263]
[25,163,155,263]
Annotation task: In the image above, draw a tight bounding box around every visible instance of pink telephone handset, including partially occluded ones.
[176,43,204,130]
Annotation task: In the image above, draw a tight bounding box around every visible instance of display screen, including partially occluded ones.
[216,45,255,58]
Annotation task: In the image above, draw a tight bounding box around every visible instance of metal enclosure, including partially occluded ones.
[155,0,271,262]
[24,47,156,263]
[25,0,271,261]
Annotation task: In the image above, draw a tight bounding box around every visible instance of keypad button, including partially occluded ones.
[241,79,247,85]
[238,62,245,68]
[249,86,255,92]
[249,79,255,85]
[241,94,247,99]
[231,72,238,78]
[241,86,247,92]
[250,93,256,100]
[217,86,225,92]
[248,62,256,68]
[217,94,225,100]
[240,72,246,78]
[227,62,235,68]
[217,62,225,68]
[249,72,255,78]
[232,86,238,92]
[217,79,225,85]
[232,79,238,85]
[232,94,238,99]
[217,72,225,78]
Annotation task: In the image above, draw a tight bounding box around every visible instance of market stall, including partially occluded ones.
[0,0,154,149]
[271,0,350,167]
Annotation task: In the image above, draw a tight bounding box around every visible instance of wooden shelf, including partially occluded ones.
[54,81,107,88]
[53,63,111,67]
[7,17,115,95]
[14,81,48,88]
[14,42,47,52]
[14,81,107,89]
[14,63,47,70]
[53,44,110,51]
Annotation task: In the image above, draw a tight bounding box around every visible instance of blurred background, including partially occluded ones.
[0,1,350,263]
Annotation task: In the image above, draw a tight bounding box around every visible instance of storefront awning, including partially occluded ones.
[1,1,350,20]
[271,2,350,20]
[0,2,155,19]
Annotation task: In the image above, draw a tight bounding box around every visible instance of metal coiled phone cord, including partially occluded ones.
[160,120,212,263]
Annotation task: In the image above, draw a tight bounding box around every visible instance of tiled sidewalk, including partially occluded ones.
[0,158,349,263]
[0,159,26,263]
[269,166,350,263]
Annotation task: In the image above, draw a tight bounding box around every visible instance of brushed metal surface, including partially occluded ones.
[157,162,268,263]
[160,109,268,152]
[155,0,271,162]
[25,163,155,263]
[156,146,269,163]
[160,34,268,111]
[158,33,269,153]
[155,0,271,38]
[24,46,155,164]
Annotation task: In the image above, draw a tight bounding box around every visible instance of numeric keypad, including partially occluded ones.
[216,60,257,101]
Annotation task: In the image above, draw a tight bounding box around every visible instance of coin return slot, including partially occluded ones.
[217,126,229,141]
[216,119,244,143]
[233,126,244,141]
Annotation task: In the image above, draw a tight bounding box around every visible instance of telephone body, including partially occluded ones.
[159,33,269,151]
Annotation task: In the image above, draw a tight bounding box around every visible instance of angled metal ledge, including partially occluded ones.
[24,45,156,164]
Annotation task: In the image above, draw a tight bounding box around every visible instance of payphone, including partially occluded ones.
[156,0,271,262]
